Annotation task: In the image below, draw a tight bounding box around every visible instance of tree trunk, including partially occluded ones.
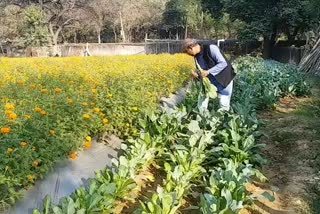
[97,29,101,44]
[185,17,188,39]
[119,12,126,42]
[113,27,117,42]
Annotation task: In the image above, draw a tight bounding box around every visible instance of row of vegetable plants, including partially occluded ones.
[33,56,310,213]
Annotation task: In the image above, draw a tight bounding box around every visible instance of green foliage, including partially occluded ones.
[22,6,49,47]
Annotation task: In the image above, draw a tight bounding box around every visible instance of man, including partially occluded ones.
[183,39,236,111]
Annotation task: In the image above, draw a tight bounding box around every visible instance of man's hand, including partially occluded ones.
[191,71,199,78]
[201,70,209,77]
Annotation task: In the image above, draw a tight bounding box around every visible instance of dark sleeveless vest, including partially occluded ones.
[201,44,236,88]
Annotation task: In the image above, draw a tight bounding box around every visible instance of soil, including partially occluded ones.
[247,77,320,214]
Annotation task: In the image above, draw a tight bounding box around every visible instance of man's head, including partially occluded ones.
[183,39,201,56]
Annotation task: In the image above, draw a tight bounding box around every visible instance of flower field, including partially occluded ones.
[0,54,192,208]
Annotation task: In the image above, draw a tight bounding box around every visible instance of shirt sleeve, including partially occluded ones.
[208,45,228,76]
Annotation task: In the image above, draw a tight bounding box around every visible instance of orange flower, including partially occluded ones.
[34,107,42,112]
[27,175,33,181]
[8,113,17,120]
[103,118,109,124]
[49,130,55,135]
[82,102,88,106]
[1,127,10,134]
[40,110,47,115]
[5,103,14,110]
[41,88,48,93]
[20,141,28,147]
[93,107,100,113]
[54,88,62,93]
[83,141,91,149]
[24,114,31,119]
[82,114,90,119]
[32,161,39,167]
[69,153,77,160]
[91,89,97,94]
[67,98,73,104]
[85,136,92,141]
[7,147,13,153]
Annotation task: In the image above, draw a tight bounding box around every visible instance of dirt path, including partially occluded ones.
[251,77,320,214]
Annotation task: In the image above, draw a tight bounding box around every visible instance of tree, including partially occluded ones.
[222,0,320,58]
[22,5,49,47]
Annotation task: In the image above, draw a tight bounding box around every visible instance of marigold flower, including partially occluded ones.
[7,147,13,153]
[103,118,109,124]
[132,106,139,111]
[90,102,95,106]
[67,98,73,104]
[82,114,90,119]
[34,107,42,112]
[91,89,97,94]
[85,136,91,141]
[83,141,91,149]
[49,130,55,135]
[8,113,17,120]
[32,161,39,167]
[108,94,113,98]
[93,107,100,113]
[4,110,13,115]
[54,88,62,93]
[5,103,14,110]
[27,175,33,181]
[20,142,28,147]
[1,127,10,134]
[40,110,47,115]
[82,102,88,106]
[126,123,130,127]
[69,153,77,160]
[30,84,36,88]
[41,88,48,93]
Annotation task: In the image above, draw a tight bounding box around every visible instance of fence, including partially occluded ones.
[271,46,305,65]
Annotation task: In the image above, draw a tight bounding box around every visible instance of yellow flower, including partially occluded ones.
[83,141,91,149]
[34,107,42,112]
[85,136,92,141]
[82,114,90,119]
[24,114,31,119]
[41,88,48,93]
[4,110,13,115]
[30,84,36,88]
[108,94,113,98]
[1,127,10,134]
[103,118,109,124]
[67,98,73,104]
[90,102,95,106]
[93,107,100,113]
[100,113,105,117]
[82,102,88,106]
[132,106,139,111]
[49,130,55,135]
[8,113,17,120]
[5,103,14,110]
[7,147,13,153]
[27,175,33,181]
[126,123,130,127]
[91,89,97,94]
[32,161,39,167]
[40,110,47,115]
[54,88,62,93]
[69,153,77,160]
[20,141,28,147]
